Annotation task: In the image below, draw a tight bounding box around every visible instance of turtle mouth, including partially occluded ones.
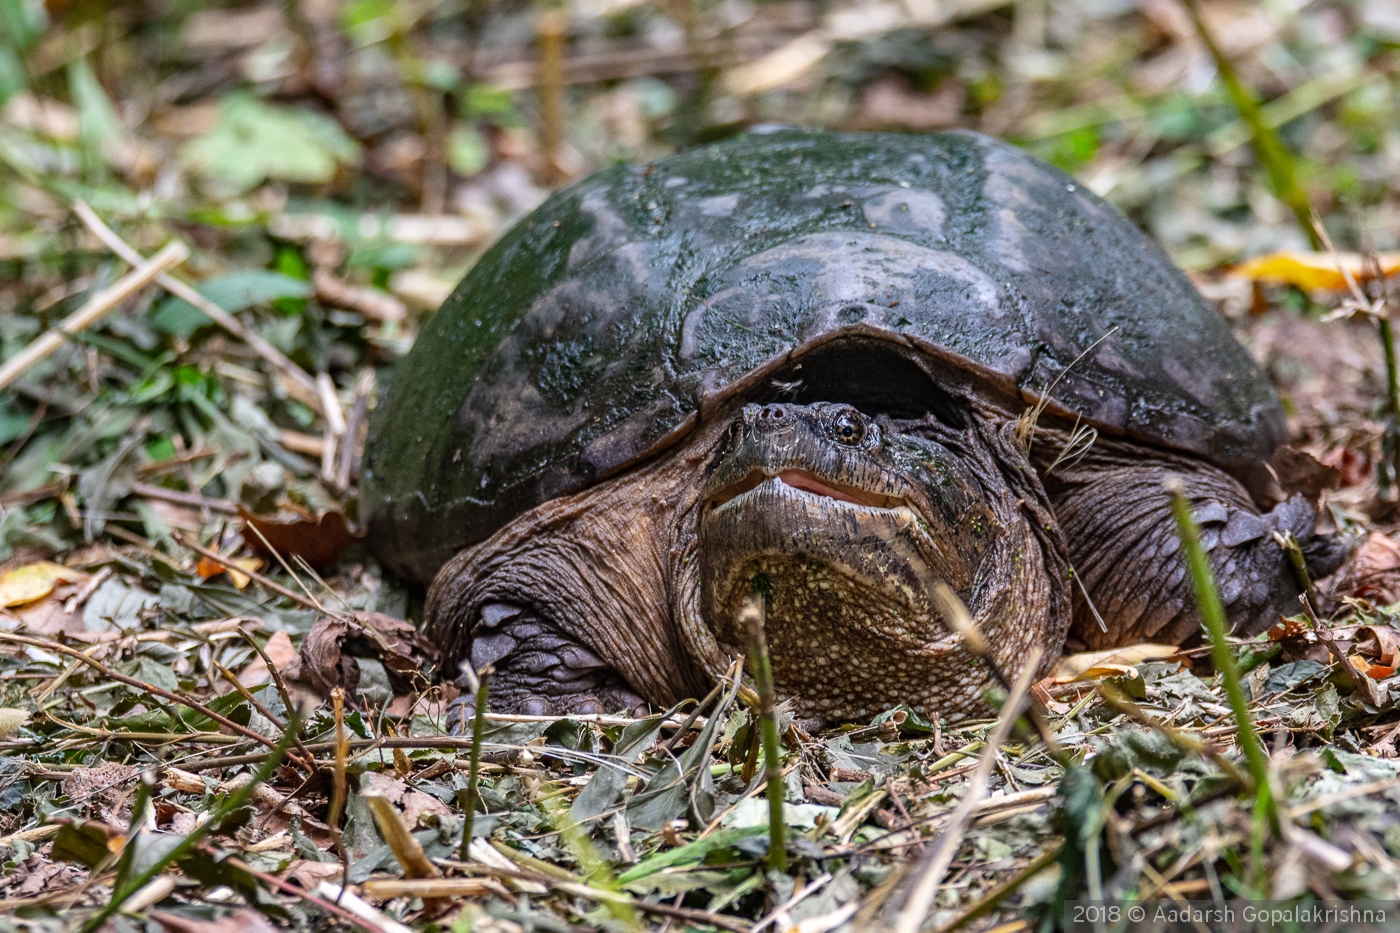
[705,469,907,515]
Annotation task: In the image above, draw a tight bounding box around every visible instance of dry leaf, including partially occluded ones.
[0,561,86,608]
[196,552,263,589]
[1354,625,1400,667]
[240,506,359,569]
[0,708,30,736]
[286,612,440,706]
[1050,644,1181,683]
[238,629,297,687]
[1230,250,1400,293]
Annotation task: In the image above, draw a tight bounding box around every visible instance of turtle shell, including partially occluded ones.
[363,128,1285,584]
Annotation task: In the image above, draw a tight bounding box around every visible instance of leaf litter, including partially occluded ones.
[4,0,1400,930]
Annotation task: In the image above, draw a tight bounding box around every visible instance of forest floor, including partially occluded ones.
[4,1,1400,931]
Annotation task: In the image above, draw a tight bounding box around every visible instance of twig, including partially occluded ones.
[72,201,323,407]
[130,480,238,515]
[934,844,1061,933]
[80,711,300,932]
[317,372,346,484]
[336,368,375,491]
[0,632,295,761]
[0,240,188,391]
[739,596,786,872]
[893,646,1043,933]
[169,530,325,613]
[885,777,925,855]
[536,8,569,183]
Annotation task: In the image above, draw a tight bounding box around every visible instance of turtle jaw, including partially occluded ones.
[699,473,969,723]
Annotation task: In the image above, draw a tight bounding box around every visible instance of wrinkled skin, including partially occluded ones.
[432,398,1068,725]
[428,388,1348,727]
[700,402,1027,722]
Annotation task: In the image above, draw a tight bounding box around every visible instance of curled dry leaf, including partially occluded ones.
[286,612,439,705]
[239,505,359,570]
[1349,654,1395,681]
[1269,446,1341,502]
[0,561,86,608]
[1049,644,1181,683]
[1353,625,1400,667]
[1340,532,1400,605]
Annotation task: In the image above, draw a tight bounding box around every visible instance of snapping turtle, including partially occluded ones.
[364,128,1344,724]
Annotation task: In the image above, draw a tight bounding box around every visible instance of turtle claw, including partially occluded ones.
[447,601,649,730]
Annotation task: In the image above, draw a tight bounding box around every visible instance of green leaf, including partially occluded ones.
[51,822,115,869]
[0,45,26,107]
[180,93,360,191]
[0,0,47,51]
[570,713,667,824]
[447,123,488,176]
[463,84,517,121]
[616,826,766,885]
[66,56,122,176]
[151,271,312,337]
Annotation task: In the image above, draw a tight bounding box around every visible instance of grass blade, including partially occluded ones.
[1166,478,1276,836]
[739,596,787,873]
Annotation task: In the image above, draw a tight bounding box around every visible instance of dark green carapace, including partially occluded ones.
[364,128,1284,585]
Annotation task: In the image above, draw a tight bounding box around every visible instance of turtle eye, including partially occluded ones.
[832,410,866,446]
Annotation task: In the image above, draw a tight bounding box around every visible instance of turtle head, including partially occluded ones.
[698,401,1001,723]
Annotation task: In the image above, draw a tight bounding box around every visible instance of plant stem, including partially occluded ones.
[739,597,786,873]
[82,711,301,932]
[459,665,492,860]
[1179,0,1320,249]
[1380,316,1400,493]
[1167,479,1276,831]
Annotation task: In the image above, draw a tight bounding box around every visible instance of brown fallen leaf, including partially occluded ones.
[61,762,139,822]
[1049,644,1181,683]
[197,551,263,589]
[0,560,86,608]
[360,771,452,828]
[240,505,359,570]
[237,629,297,686]
[1354,624,1400,667]
[1343,532,1400,605]
[12,592,85,636]
[286,612,439,706]
[1270,446,1341,502]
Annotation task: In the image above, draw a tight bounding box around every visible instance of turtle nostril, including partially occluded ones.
[760,405,786,420]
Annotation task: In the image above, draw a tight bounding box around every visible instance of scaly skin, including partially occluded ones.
[431,400,1071,726]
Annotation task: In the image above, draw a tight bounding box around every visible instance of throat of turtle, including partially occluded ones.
[716,553,964,723]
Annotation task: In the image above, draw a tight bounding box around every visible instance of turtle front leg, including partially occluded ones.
[1038,443,1349,649]
[451,601,648,719]
[425,452,711,732]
